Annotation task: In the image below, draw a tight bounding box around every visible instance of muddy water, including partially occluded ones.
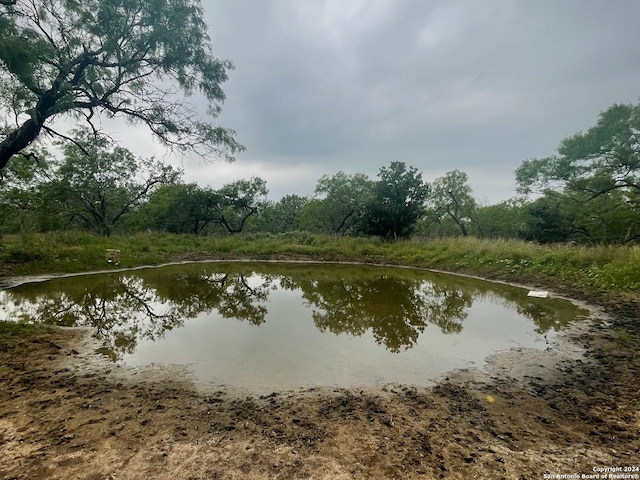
[0,262,588,391]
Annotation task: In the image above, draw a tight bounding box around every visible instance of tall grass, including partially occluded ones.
[1,231,639,292]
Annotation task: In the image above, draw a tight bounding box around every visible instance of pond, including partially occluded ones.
[0,262,588,392]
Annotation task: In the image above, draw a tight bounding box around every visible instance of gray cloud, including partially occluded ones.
[134,1,640,203]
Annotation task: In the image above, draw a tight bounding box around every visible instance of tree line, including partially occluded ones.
[1,100,639,244]
[1,1,638,244]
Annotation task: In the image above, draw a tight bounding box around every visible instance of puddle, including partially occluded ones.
[0,262,589,392]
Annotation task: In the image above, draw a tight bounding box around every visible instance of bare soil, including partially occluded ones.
[1,268,639,479]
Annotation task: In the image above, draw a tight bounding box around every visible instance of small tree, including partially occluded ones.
[473,199,528,240]
[311,171,374,236]
[46,130,179,235]
[215,178,268,234]
[427,170,477,237]
[252,194,309,234]
[142,183,214,234]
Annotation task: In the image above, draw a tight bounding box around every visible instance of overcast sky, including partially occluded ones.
[115,0,640,205]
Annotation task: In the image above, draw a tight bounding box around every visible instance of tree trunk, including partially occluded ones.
[447,191,468,237]
[0,82,65,169]
[0,118,43,170]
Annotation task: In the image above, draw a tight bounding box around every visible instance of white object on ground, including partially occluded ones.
[527,290,549,298]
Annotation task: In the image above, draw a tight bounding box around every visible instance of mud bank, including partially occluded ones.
[1,265,639,479]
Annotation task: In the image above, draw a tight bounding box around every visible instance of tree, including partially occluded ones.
[143,177,267,235]
[0,0,243,170]
[473,199,528,239]
[427,170,477,237]
[295,199,326,234]
[252,194,309,234]
[310,171,374,236]
[515,102,640,243]
[144,183,216,235]
[46,130,179,235]
[520,193,584,243]
[516,103,640,200]
[0,146,51,233]
[215,177,268,234]
[520,190,639,244]
[363,162,429,239]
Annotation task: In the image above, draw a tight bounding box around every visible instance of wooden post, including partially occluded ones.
[106,249,121,265]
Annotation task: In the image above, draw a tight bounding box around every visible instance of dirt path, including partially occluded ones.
[1,275,639,479]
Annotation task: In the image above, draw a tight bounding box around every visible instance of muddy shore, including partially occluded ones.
[1,264,639,479]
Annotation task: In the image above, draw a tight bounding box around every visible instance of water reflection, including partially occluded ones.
[292,274,471,352]
[0,263,586,361]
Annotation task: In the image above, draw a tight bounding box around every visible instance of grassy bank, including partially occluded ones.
[0,321,55,338]
[1,231,639,293]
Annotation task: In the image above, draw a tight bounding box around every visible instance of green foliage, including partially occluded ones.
[0,0,243,170]
[363,162,429,239]
[4,100,640,249]
[0,129,180,235]
[251,195,309,234]
[472,199,528,239]
[0,147,52,234]
[216,178,268,233]
[521,190,639,244]
[425,170,477,237]
[516,103,640,196]
[515,101,640,244]
[44,129,180,235]
[143,183,213,234]
[143,177,267,235]
[521,193,580,243]
[299,171,374,236]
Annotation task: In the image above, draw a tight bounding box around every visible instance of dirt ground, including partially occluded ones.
[1,270,639,479]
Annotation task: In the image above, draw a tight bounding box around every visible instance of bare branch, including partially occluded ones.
[41,125,91,157]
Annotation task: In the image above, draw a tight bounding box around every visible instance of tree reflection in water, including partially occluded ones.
[2,266,272,360]
[294,274,471,352]
[0,263,586,360]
